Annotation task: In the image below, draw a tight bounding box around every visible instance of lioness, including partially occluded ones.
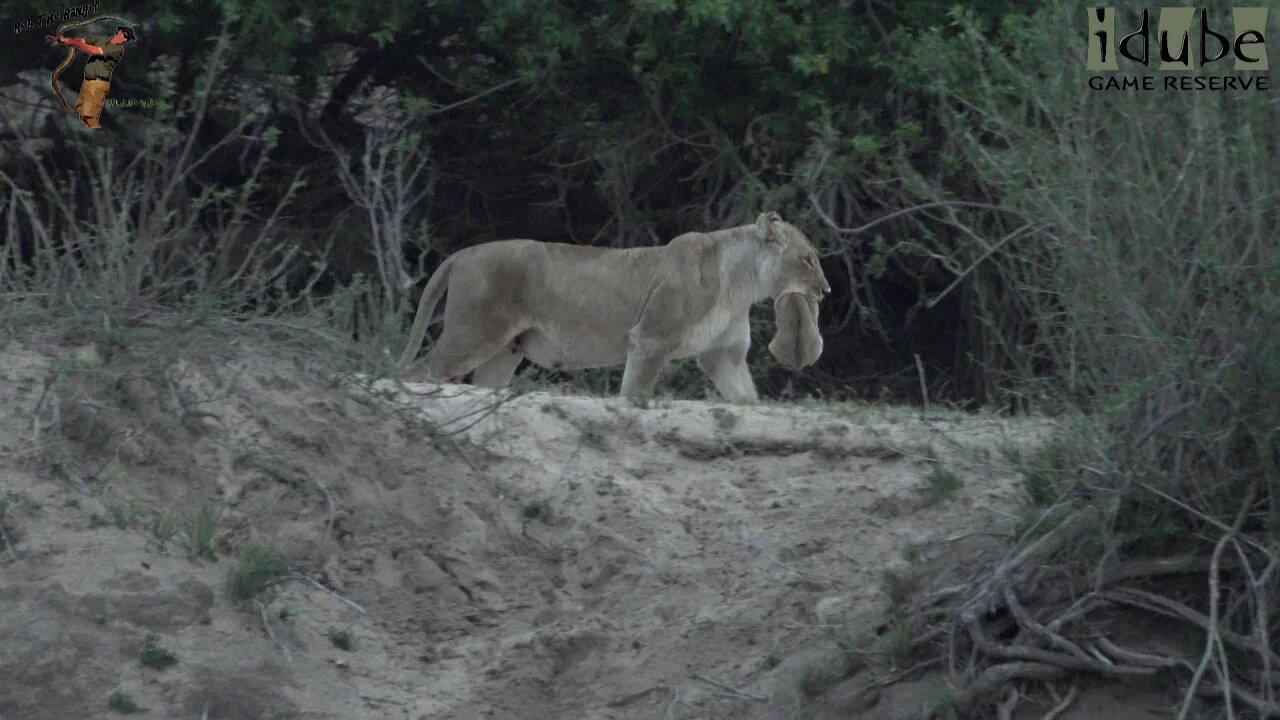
[398,211,830,402]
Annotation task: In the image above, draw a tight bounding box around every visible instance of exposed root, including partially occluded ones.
[880,486,1279,718]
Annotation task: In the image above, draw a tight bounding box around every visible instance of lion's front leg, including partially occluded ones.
[620,351,669,402]
[697,345,758,404]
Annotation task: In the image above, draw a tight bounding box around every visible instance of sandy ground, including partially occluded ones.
[0,335,1053,720]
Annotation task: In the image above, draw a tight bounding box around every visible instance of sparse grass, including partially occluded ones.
[522,500,551,521]
[107,689,140,713]
[901,541,924,565]
[140,636,178,670]
[923,464,962,504]
[278,604,298,621]
[226,544,290,600]
[540,401,569,420]
[509,374,545,396]
[110,501,142,529]
[327,626,355,650]
[572,418,611,451]
[182,503,219,562]
[89,512,110,528]
[820,624,868,660]
[798,662,837,697]
[150,512,180,547]
[876,615,913,669]
[879,565,921,605]
[709,407,741,431]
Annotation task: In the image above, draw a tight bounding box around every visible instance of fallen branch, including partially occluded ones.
[606,684,670,708]
[256,599,292,663]
[690,673,767,702]
[289,572,367,614]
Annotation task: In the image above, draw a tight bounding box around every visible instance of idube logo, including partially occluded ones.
[1086,7,1270,91]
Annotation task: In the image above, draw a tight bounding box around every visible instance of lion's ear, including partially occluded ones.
[756,212,783,244]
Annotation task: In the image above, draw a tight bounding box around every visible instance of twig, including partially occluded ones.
[312,476,337,555]
[914,353,929,411]
[0,521,16,562]
[807,195,1028,237]
[690,673,767,702]
[1135,480,1269,553]
[606,684,669,708]
[289,572,367,614]
[256,599,292,663]
[664,686,681,720]
[925,223,1035,309]
[29,375,53,446]
[1041,681,1078,720]
[1101,588,1280,667]
[997,686,1020,720]
[1002,584,1090,662]
[1177,480,1256,720]
[1093,637,1182,669]
[961,612,1153,677]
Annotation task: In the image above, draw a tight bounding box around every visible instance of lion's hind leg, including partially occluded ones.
[470,337,526,389]
[425,316,527,384]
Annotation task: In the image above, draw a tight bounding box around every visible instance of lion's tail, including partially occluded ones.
[398,254,458,370]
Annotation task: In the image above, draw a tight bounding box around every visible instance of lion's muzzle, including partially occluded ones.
[768,291,823,370]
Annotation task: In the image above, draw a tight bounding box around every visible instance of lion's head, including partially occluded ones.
[754,211,829,370]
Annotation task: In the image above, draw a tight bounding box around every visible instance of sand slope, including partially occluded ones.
[0,337,1046,719]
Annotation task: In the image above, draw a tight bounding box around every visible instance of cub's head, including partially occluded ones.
[755,212,829,370]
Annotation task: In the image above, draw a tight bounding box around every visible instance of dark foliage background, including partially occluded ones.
[2,0,1032,406]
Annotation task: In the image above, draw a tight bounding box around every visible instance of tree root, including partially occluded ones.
[887,493,1280,718]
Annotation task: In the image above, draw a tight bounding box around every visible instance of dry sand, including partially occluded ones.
[0,336,1053,719]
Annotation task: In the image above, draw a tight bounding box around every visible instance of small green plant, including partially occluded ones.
[880,566,921,605]
[820,624,868,660]
[710,407,741,431]
[924,465,962,504]
[150,513,180,547]
[107,689,140,713]
[182,503,219,561]
[139,636,178,670]
[901,541,924,565]
[798,662,836,697]
[876,616,914,668]
[522,500,550,521]
[327,626,355,650]
[109,501,141,529]
[1013,435,1080,508]
[226,544,290,600]
[540,401,569,419]
[278,604,298,621]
